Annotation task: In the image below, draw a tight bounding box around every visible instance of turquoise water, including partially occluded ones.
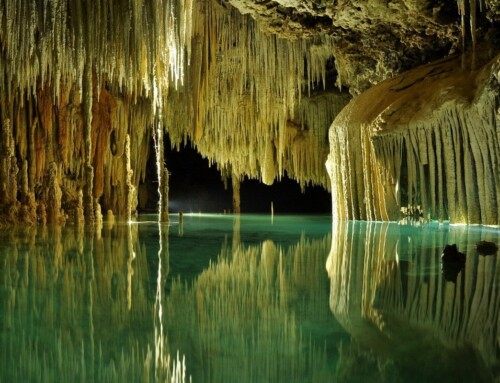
[0,215,498,382]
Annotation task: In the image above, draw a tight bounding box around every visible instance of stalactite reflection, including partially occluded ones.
[0,222,185,382]
[4,216,496,381]
[165,227,334,382]
[327,220,500,382]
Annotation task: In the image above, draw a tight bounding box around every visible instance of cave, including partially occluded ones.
[0,1,499,382]
[0,1,498,225]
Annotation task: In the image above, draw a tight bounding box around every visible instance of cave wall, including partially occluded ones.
[0,82,152,224]
[0,0,191,224]
[326,52,500,224]
[0,0,354,225]
[222,0,463,94]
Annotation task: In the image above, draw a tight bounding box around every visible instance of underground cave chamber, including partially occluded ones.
[0,0,499,382]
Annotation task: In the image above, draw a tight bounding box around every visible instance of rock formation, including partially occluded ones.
[0,0,497,224]
[326,51,500,224]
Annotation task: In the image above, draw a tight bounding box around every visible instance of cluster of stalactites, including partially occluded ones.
[456,0,489,50]
[0,81,154,225]
[0,0,195,224]
[370,95,498,224]
[0,0,192,104]
[326,55,499,225]
[164,2,347,190]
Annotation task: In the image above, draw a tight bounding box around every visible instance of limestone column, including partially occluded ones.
[82,63,95,223]
[232,172,241,214]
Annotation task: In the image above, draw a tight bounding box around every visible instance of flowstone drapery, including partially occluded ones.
[327,52,500,225]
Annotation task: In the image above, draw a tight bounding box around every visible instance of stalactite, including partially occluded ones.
[327,52,500,224]
[0,0,194,224]
[0,0,488,225]
[456,0,487,52]
[164,2,347,190]
[262,138,276,186]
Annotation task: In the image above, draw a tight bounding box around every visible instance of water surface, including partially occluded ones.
[0,215,498,382]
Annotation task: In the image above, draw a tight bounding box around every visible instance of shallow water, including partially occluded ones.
[0,214,499,382]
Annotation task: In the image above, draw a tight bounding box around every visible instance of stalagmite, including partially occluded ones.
[160,166,169,222]
[231,172,241,214]
[326,51,500,225]
[82,64,95,223]
[154,119,169,223]
[18,161,36,223]
[0,118,18,223]
[75,190,85,226]
[46,162,63,224]
[125,134,135,223]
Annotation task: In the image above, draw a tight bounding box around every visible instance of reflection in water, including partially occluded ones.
[327,221,500,383]
[165,227,334,382]
[0,223,185,382]
[3,216,497,382]
[153,220,186,382]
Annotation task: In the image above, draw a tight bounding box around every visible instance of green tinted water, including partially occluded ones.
[0,215,498,382]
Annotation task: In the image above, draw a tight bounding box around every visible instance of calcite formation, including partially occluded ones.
[0,0,497,224]
[326,51,500,224]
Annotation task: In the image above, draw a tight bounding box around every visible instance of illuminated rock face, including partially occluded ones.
[0,84,152,224]
[326,53,500,224]
[0,0,190,224]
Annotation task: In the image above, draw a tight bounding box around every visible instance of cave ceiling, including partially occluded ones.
[222,0,498,93]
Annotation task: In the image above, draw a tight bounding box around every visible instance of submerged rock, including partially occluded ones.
[441,244,466,283]
[476,240,498,256]
[441,244,466,263]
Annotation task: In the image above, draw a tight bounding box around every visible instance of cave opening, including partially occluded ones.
[139,136,331,215]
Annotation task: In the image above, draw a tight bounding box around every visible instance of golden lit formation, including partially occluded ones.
[0,3,498,382]
[327,53,500,224]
